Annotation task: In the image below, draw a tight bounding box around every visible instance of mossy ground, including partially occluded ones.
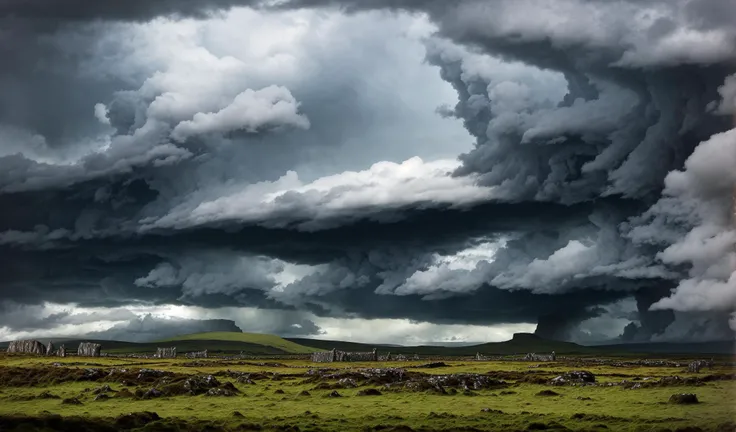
[0,354,733,431]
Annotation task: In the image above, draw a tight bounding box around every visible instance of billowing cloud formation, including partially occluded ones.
[170,85,310,141]
[0,0,734,343]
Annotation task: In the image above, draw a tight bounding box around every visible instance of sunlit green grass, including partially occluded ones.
[0,355,734,431]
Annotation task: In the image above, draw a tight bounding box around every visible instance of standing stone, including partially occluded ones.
[155,347,177,358]
[46,342,55,356]
[58,345,66,357]
[78,342,102,357]
[7,340,46,355]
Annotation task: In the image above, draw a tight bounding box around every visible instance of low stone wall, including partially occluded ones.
[312,348,378,362]
[523,352,556,362]
[155,347,177,358]
[7,340,46,355]
[185,350,208,359]
[78,342,102,357]
[312,350,336,362]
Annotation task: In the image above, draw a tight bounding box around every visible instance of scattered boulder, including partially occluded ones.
[327,390,342,398]
[183,375,221,395]
[550,371,596,386]
[93,394,111,401]
[299,390,311,397]
[669,393,699,405]
[232,411,244,418]
[142,388,163,399]
[93,384,116,394]
[205,388,237,397]
[136,369,169,380]
[338,378,358,388]
[237,376,257,385]
[536,390,560,397]
[222,382,239,392]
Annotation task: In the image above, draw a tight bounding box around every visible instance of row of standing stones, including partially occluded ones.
[3,340,196,358]
[1,340,716,378]
[6,340,72,357]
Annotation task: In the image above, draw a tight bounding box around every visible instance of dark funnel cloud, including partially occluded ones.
[0,0,734,342]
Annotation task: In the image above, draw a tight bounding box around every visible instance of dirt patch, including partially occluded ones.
[115,411,161,429]
[357,388,383,396]
[413,362,449,369]
[669,394,699,405]
[115,389,135,398]
[536,390,560,397]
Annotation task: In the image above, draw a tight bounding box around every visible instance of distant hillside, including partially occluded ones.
[288,333,735,356]
[288,333,594,356]
[157,332,319,354]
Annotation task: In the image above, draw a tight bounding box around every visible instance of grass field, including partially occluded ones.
[0,353,733,431]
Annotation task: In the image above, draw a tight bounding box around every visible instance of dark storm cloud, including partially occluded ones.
[0,0,734,342]
[85,315,244,342]
[0,0,262,22]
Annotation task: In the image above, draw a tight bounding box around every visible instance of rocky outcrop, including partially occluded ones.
[550,370,596,386]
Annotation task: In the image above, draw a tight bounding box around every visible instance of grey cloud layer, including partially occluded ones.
[0,0,734,342]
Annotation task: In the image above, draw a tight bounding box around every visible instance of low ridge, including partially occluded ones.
[157,331,319,354]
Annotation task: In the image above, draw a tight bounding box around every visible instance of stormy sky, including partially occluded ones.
[0,0,734,345]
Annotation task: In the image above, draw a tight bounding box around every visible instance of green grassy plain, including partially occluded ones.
[0,354,733,432]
